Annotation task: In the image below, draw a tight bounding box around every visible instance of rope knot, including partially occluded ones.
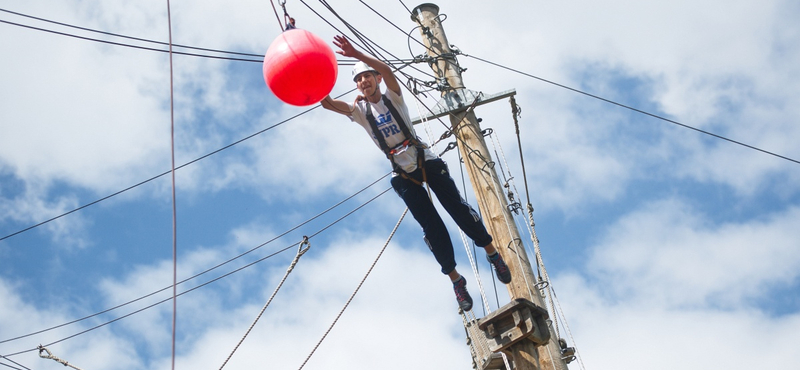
[298,236,311,256]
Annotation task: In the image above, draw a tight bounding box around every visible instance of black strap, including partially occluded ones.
[363,94,428,180]
[365,94,419,157]
[365,101,391,157]
[381,95,416,144]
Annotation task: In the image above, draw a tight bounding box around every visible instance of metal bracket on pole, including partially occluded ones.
[411,89,517,125]
[478,298,551,353]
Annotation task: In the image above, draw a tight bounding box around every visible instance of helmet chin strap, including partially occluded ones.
[366,87,382,102]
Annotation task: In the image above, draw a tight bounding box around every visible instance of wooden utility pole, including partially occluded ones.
[411,4,569,370]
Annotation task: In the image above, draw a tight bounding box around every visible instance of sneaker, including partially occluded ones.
[487,252,512,284]
[453,276,473,311]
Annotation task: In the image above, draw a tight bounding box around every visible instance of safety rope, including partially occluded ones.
[463,139,537,301]
[450,150,496,318]
[503,104,557,327]
[454,130,553,370]
[268,0,284,30]
[38,346,83,370]
[450,100,562,367]
[297,208,407,370]
[460,309,491,367]
[416,98,438,153]
[488,113,562,367]
[164,2,178,370]
[219,237,311,370]
[488,129,567,370]
[504,96,586,369]
[437,93,549,369]
[459,230,491,313]
[487,131,545,288]
[460,306,512,370]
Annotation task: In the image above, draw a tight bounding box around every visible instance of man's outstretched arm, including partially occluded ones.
[333,35,401,96]
[321,95,353,116]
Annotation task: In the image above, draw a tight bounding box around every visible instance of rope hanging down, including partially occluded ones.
[505,97,586,370]
[219,237,311,370]
[164,1,179,370]
[268,0,285,30]
[297,208,408,370]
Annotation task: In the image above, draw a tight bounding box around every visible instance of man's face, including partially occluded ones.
[355,72,381,97]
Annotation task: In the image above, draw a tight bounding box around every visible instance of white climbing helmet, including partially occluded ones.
[352,61,378,82]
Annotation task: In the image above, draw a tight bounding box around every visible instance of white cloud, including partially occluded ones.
[549,198,800,369]
[558,271,800,370]
[0,180,89,248]
[0,230,479,370]
[169,235,475,370]
[0,9,171,189]
[6,197,800,370]
[0,278,141,370]
[3,1,800,370]
[587,199,800,307]
[432,0,800,209]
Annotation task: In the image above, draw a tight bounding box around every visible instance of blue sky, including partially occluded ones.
[2,0,800,369]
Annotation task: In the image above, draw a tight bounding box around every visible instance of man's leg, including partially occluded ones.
[391,174,474,311]
[391,174,456,275]
[424,159,492,247]
[424,159,512,284]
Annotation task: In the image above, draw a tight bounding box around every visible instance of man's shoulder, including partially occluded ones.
[384,89,406,108]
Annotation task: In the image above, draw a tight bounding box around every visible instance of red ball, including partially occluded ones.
[263,29,338,106]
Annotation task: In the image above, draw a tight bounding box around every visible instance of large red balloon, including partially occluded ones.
[263,29,338,106]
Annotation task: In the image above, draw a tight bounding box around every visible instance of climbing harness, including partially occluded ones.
[219,236,311,370]
[484,96,585,369]
[364,94,429,186]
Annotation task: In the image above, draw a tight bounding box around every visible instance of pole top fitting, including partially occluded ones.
[410,3,440,23]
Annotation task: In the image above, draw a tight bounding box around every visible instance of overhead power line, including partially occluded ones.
[299,0,435,80]
[0,102,324,242]
[302,0,457,137]
[7,6,794,166]
[4,4,794,242]
[0,171,389,345]
[0,354,30,370]
[0,186,393,358]
[0,18,263,62]
[0,8,262,57]
[462,53,800,166]
[0,8,412,65]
